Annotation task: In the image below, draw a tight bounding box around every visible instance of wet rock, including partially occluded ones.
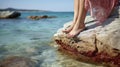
[53,7,120,67]
[0,56,36,67]
[28,15,56,20]
[0,11,21,19]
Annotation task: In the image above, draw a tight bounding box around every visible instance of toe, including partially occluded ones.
[66,33,74,38]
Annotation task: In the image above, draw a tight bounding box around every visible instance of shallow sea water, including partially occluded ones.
[0,12,104,67]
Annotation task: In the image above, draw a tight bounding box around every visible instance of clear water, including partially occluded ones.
[0,12,104,67]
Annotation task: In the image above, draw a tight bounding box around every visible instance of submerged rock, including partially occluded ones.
[28,15,56,20]
[0,11,21,19]
[0,56,36,67]
[53,7,120,67]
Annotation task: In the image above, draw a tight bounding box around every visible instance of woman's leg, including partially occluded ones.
[67,0,87,37]
[63,0,79,33]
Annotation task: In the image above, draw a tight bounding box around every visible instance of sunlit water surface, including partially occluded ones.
[0,12,104,67]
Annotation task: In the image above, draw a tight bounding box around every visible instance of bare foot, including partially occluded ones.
[62,22,75,33]
[66,26,85,38]
[62,25,74,33]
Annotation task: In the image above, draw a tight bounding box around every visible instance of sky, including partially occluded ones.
[0,0,74,12]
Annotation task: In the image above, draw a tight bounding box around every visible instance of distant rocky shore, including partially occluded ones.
[0,10,56,20]
[0,8,51,12]
[0,11,21,19]
[28,15,56,20]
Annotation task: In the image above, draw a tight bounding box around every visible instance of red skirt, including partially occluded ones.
[85,0,119,23]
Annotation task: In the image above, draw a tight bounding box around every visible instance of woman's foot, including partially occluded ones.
[66,26,85,38]
[62,25,74,33]
[62,22,75,33]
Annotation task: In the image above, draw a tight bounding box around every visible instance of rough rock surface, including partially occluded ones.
[54,7,120,67]
[0,56,35,67]
[0,11,21,19]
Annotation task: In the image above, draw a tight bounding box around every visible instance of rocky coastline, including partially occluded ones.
[53,7,120,67]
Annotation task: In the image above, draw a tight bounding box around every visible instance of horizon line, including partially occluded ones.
[0,7,74,12]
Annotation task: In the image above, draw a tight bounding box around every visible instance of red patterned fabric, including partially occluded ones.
[85,0,118,23]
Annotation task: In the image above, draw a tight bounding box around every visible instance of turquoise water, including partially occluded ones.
[0,12,103,67]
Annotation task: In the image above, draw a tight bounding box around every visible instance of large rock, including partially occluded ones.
[54,7,120,67]
[28,15,56,20]
[0,56,35,67]
[0,11,21,19]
